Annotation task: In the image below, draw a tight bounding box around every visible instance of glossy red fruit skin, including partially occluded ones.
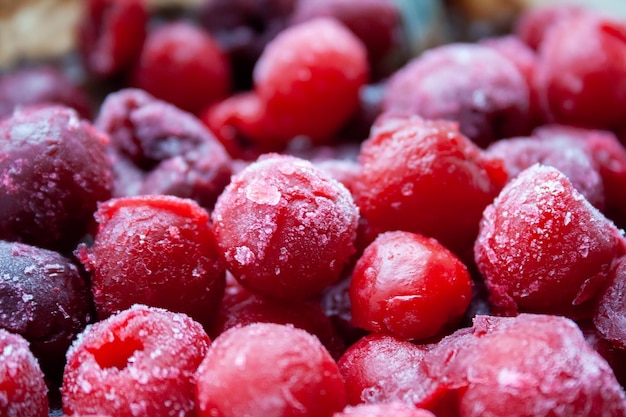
[211,154,359,300]
[350,231,473,340]
[383,43,532,148]
[210,18,368,150]
[131,22,231,114]
[76,195,225,329]
[0,105,113,252]
[78,0,148,78]
[333,403,435,417]
[0,329,49,417]
[474,164,625,318]
[62,305,210,417]
[195,323,347,417]
[354,116,507,259]
[535,14,626,130]
[0,240,92,380]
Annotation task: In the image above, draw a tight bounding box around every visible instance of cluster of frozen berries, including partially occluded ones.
[1,1,626,416]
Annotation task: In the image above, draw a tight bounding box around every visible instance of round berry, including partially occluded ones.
[62,305,210,417]
[534,14,626,129]
[355,116,507,258]
[78,0,148,78]
[195,323,347,417]
[212,154,359,299]
[76,195,225,329]
[211,18,369,150]
[0,105,113,251]
[474,164,625,317]
[0,240,92,379]
[350,231,473,340]
[337,333,434,406]
[212,275,344,358]
[0,329,49,417]
[383,43,532,148]
[132,22,231,114]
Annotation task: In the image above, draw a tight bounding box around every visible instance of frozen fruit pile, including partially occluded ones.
[2,0,626,416]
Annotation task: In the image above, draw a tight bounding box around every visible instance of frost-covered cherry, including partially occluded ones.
[0,329,49,417]
[0,105,113,251]
[0,240,92,379]
[62,305,210,417]
[212,154,359,299]
[354,115,507,259]
[76,195,225,329]
[195,323,347,417]
[383,43,533,147]
[474,164,625,317]
[594,256,626,350]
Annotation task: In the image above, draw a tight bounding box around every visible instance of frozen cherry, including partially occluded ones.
[514,4,589,50]
[199,0,296,90]
[78,0,148,78]
[208,18,369,150]
[212,154,359,299]
[333,403,435,417]
[76,195,225,329]
[532,124,626,228]
[338,333,436,406]
[62,305,210,417]
[195,323,347,417]
[0,105,113,251]
[131,21,231,114]
[383,43,532,148]
[0,240,92,379]
[594,256,626,350]
[138,142,233,210]
[429,314,626,416]
[534,13,626,129]
[350,231,473,340]
[0,66,92,120]
[485,135,605,209]
[291,0,402,79]
[0,329,49,417]
[212,275,344,358]
[474,164,625,317]
[96,89,231,170]
[354,115,507,259]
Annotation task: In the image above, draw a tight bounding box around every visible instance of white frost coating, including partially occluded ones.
[245,181,281,205]
[234,246,256,265]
